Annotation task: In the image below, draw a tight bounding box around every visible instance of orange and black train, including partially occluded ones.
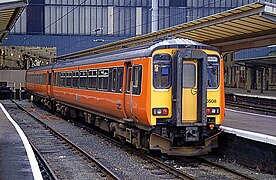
[26,38,225,156]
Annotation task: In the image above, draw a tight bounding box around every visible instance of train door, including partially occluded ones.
[46,71,52,97]
[173,49,207,126]
[123,62,142,119]
[124,62,132,117]
[182,61,197,122]
[50,70,54,97]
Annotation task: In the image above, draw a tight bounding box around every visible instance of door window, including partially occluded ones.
[132,65,142,95]
[183,63,196,88]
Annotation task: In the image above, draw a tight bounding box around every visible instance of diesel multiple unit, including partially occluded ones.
[26,38,225,156]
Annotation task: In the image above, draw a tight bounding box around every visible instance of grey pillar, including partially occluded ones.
[152,0,158,32]
[246,67,252,92]
[236,69,240,89]
[260,68,264,93]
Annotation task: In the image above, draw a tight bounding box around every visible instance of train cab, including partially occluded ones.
[148,41,224,155]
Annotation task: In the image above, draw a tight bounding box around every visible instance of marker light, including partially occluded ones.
[152,108,169,116]
[206,107,220,115]
[162,109,168,115]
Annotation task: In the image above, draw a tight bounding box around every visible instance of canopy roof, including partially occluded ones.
[58,1,276,60]
[0,0,27,43]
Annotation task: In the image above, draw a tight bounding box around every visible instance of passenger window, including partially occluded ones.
[207,56,220,88]
[88,70,97,89]
[79,71,87,88]
[72,71,79,88]
[126,67,132,93]
[111,68,117,92]
[117,67,124,93]
[183,63,196,88]
[60,73,66,86]
[132,65,142,95]
[48,72,52,85]
[153,54,171,89]
[57,72,61,86]
[98,69,109,91]
[66,72,72,87]
[42,73,47,85]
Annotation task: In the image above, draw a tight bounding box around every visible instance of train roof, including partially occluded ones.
[27,38,218,72]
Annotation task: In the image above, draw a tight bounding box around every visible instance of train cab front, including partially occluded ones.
[149,48,224,156]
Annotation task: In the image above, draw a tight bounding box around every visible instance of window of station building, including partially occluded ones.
[72,71,79,88]
[170,0,187,7]
[153,54,172,89]
[132,65,142,95]
[79,71,88,88]
[66,72,72,87]
[60,72,66,86]
[98,69,109,91]
[88,70,97,89]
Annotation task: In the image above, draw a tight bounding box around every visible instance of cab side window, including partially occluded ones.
[153,54,172,89]
[132,65,142,95]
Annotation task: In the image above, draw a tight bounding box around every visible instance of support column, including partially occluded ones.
[246,67,252,92]
[236,69,240,89]
[152,0,158,32]
[260,68,264,93]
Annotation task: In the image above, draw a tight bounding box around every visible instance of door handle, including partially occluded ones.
[191,88,197,95]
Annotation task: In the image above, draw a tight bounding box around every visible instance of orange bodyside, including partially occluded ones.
[52,58,152,126]
[26,70,48,97]
[219,58,225,124]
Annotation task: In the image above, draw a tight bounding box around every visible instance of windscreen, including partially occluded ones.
[207,56,219,88]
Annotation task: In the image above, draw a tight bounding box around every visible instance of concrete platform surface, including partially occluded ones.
[0,102,42,180]
[223,108,276,145]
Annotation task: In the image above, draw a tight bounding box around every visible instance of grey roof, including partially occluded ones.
[28,38,216,72]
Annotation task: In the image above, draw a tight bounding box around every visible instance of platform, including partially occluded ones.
[0,102,42,180]
[222,108,276,146]
[225,87,276,100]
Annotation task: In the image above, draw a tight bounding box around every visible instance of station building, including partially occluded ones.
[2,0,276,55]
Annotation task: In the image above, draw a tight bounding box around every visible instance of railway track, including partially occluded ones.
[10,100,119,180]
[194,156,256,180]
[226,101,276,115]
[225,93,276,115]
[64,113,257,180]
[9,100,261,179]
[30,141,57,180]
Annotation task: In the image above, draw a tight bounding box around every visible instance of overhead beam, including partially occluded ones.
[57,1,276,60]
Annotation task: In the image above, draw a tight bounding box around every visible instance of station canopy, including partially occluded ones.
[58,1,276,60]
[0,0,27,43]
[235,55,276,68]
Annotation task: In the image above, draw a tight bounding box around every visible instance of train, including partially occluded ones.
[26,38,225,156]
